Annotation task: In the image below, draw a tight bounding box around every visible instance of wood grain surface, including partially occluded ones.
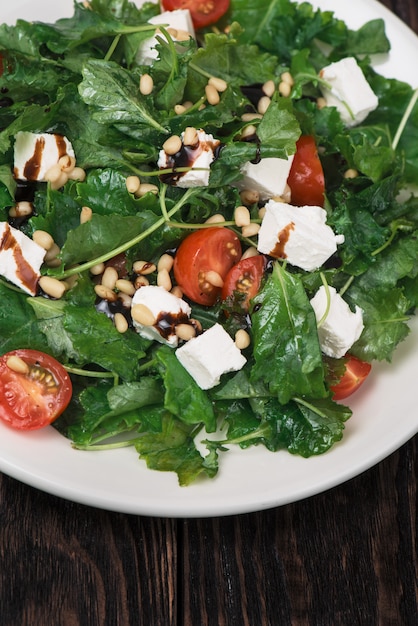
[1,2,417,625]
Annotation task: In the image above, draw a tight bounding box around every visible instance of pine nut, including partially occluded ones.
[157,253,174,272]
[174,104,186,115]
[163,135,182,155]
[281,71,294,86]
[171,286,183,298]
[282,184,291,203]
[133,260,156,275]
[175,323,196,341]
[44,163,62,183]
[50,172,69,190]
[205,213,225,225]
[118,292,133,308]
[131,303,156,326]
[6,355,30,375]
[166,27,178,38]
[80,206,93,224]
[344,168,359,179]
[316,97,327,109]
[68,166,86,181]
[90,262,105,276]
[258,206,267,219]
[94,284,117,301]
[235,329,251,350]
[126,175,141,194]
[139,73,154,95]
[39,276,67,299]
[205,83,220,105]
[204,270,224,288]
[262,79,275,97]
[258,95,271,115]
[190,318,202,333]
[242,223,260,238]
[115,279,136,296]
[58,154,76,173]
[240,189,260,206]
[234,205,251,227]
[208,76,228,92]
[175,29,192,42]
[240,124,257,140]
[134,275,150,289]
[241,112,263,122]
[44,242,61,262]
[101,266,118,290]
[183,126,198,146]
[136,183,158,197]
[241,246,259,260]
[182,101,193,110]
[32,230,54,251]
[114,312,129,334]
[278,81,292,97]
[45,256,62,268]
[157,268,172,291]
[9,201,33,218]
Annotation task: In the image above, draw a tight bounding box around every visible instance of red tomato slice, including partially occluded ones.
[161,0,230,29]
[330,355,372,401]
[221,255,266,311]
[173,227,241,305]
[0,349,72,430]
[287,135,325,207]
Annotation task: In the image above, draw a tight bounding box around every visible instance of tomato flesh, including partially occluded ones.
[0,349,72,430]
[222,255,266,311]
[174,227,241,306]
[287,136,325,207]
[161,0,230,29]
[330,355,372,401]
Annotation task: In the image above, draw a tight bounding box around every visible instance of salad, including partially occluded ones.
[0,0,417,487]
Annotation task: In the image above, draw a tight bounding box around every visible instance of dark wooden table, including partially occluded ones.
[1,2,417,625]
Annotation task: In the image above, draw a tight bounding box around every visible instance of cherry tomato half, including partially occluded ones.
[222,255,266,311]
[161,0,230,29]
[287,136,325,207]
[0,349,72,430]
[173,227,241,306]
[330,355,372,401]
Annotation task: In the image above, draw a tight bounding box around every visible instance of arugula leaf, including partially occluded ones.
[0,283,49,354]
[250,263,327,404]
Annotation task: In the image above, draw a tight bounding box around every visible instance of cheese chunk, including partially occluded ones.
[158,129,220,188]
[0,222,45,295]
[319,57,378,127]
[176,323,247,389]
[136,9,196,65]
[310,286,364,359]
[14,131,75,182]
[131,285,191,347]
[257,201,344,271]
[236,156,294,201]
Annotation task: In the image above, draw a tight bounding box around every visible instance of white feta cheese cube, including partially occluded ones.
[235,156,294,201]
[136,9,196,65]
[0,222,45,295]
[176,323,247,389]
[131,285,191,347]
[257,201,344,271]
[310,285,364,359]
[319,57,378,127]
[158,130,220,188]
[14,131,75,182]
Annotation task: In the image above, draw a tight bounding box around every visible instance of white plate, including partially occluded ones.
[0,0,417,518]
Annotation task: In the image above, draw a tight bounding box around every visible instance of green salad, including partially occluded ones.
[0,0,417,485]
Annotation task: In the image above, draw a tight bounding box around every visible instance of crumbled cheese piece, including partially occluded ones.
[310,286,364,358]
[157,130,220,188]
[0,222,45,295]
[319,57,378,127]
[257,201,344,271]
[136,9,196,65]
[14,131,75,182]
[235,156,295,201]
[131,285,191,347]
[176,323,247,389]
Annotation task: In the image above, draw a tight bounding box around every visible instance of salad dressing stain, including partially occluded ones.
[154,310,194,341]
[159,140,222,185]
[269,222,295,258]
[21,136,45,181]
[0,223,39,294]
